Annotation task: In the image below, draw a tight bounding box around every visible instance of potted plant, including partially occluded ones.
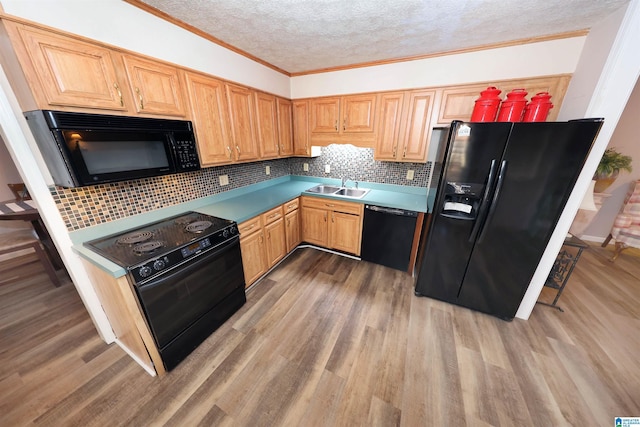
[593,147,633,193]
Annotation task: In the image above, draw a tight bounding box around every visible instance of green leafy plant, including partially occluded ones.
[594,148,633,178]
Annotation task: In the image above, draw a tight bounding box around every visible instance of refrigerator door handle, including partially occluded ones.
[477,160,508,243]
[468,159,498,242]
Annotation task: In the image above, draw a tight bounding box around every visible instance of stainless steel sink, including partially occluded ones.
[334,188,369,198]
[305,184,341,194]
[305,184,370,199]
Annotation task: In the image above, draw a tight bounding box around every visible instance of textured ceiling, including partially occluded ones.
[135,0,629,74]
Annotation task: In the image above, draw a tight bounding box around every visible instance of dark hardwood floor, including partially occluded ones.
[1,244,639,426]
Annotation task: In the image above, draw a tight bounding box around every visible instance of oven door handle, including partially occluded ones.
[136,235,240,289]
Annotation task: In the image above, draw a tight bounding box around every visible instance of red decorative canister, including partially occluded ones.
[522,92,554,122]
[496,88,528,122]
[470,87,502,122]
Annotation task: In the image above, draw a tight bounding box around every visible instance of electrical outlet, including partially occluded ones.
[324,164,330,173]
[303,163,309,172]
[265,166,271,175]
[406,170,415,180]
[219,175,229,186]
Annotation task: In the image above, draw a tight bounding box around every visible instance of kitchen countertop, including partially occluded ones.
[70,175,433,277]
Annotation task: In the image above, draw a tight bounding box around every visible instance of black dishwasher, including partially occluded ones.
[360,205,418,272]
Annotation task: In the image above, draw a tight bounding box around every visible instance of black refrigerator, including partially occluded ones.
[414,119,603,320]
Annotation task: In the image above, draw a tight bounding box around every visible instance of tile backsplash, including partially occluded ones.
[53,144,430,230]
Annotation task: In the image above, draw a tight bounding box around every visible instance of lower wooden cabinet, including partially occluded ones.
[238,216,267,287]
[301,196,364,256]
[284,198,301,252]
[263,205,286,268]
[238,198,300,287]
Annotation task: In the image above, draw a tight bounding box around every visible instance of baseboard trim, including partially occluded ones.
[579,234,608,244]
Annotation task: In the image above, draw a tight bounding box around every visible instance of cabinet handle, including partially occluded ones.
[113,83,123,107]
[287,204,295,209]
[402,146,407,158]
[135,87,144,110]
[226,146,233,159]
[268,213,278,219]
[343,119,346,131]
[393,146,397,158]
[236,145,241,154]
[259,235,264,243]
[325,203,335,207]
[334,120,338,131]
[324,213,327,222]
[332,213,334,223]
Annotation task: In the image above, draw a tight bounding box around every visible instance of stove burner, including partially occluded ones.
[133,241,164,255]
[185,220,212,234]
[116,231,154,245]
[174,216,194,225]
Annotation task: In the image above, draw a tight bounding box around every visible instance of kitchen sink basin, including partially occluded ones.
[305,184,370,199]
[334,188,369,198]
[305,185,341,194]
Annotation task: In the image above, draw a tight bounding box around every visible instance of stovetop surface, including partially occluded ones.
[84,211,234,268]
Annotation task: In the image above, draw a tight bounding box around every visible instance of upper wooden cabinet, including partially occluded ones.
[254,92,280,159]
[310,94,377,146]
[185,72,232,166]
[226,83,259,162]
[375,92,405,160]
[277,98,294,157]
[121,55,188,117]
[436,75,571,124]
[2,22,129,112]
[292,100,311,156]
[375,90,435,162]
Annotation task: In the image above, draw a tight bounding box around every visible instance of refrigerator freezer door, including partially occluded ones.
[457,120,603,319]
[415,122,512,302]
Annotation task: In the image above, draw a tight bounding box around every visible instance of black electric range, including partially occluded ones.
[84,211,246,371]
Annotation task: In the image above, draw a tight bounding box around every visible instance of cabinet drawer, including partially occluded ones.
[238,216,262,236]
[262,205,284,225]
[283,198,299,214]
[301,196,363,216]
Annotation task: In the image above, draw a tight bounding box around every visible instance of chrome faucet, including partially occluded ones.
[341,177,358,188]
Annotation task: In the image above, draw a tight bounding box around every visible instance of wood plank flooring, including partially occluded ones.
[1,244,639,426]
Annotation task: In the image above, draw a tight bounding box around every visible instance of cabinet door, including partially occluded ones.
[264,218,287,268]
[226,84,259,161]
[122,54,187,117]
[399,90,435,162]
[9,23,128,111]
[255,92,280,159]
[330,211,362,255]
[301,206,328,247]
[293,100,310,156]
[374,92,405,161]
[240,230,267,287]
[342,94,376,133]
[285,209,301,253]
[277,98,294,157]
[311,97,340,133]
[185,72,232,166]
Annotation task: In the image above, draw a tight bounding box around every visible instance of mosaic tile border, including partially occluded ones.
[53,145,431,230]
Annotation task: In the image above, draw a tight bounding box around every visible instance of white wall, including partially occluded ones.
[516,1,640,319]
[582,78,640,240]
[291,37,585,98]
[0,0,290,98]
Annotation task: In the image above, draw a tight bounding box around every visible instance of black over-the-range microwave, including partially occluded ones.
[24,110,201,188]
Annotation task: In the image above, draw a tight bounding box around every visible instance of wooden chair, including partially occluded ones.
[0,228,61,286]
